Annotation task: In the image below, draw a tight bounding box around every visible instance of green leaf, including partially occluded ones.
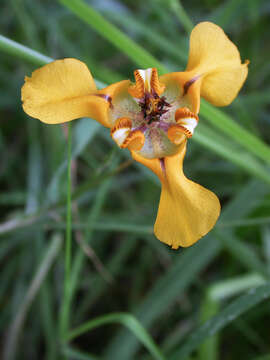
[166,0,193,33]
[67,313,166,360]
[201,102,270,165]
[104,237,221,360]
[4,234,62,360]
[218,233,270,278]
[194,123,270,186]
[208,274,266,301]
[62,346,99,360]
[170,283,270,360]
[198,296,219,360]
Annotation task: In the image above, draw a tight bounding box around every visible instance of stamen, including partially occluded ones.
[150,68,165,96]
[128,70,145,98]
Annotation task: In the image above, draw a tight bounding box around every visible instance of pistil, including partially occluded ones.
[139,90,170,125]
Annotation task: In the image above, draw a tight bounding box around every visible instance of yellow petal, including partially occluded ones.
[22,58,111,127]
[186,21,249,106]
[132,144,220,248]
[100,80,131,99]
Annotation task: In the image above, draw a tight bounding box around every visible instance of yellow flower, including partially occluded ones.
[21,22,249,249]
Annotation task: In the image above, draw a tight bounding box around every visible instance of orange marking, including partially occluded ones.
[150,68,165,96]
[128,70,145,98]
[122,130,145,151]
[168,124,192,145]
[175,107,199,123]
[110,117,132,137]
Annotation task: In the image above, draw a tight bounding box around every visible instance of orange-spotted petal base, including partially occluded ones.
[168,107,199,144]
[111,117,145,151]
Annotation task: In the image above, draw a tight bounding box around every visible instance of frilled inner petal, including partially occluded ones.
[132,143,220,248]
[186,21,249,106]
[21,58,110,126]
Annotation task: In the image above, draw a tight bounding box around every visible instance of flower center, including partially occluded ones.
[140,91,171,125]
[110,68,199,159]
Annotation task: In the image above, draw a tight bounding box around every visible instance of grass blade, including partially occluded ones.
[104,237,221,359]
[0,34,52,65]
[59,123,73,342]
[170,283,270,360]
[4,235,62,360]
[58,0,166,73]
[67,313,166,360]
[62,346,99,360]
[167,0,193,33]
[201,102,270,165]
[194,124,270,186]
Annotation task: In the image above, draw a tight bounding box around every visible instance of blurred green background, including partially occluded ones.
[1,0,270,359]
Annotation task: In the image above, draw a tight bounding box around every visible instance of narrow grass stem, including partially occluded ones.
[59,123,73,345]
[0,34,52,65]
